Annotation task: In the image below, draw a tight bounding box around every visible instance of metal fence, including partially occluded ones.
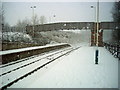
[104,42,120,60]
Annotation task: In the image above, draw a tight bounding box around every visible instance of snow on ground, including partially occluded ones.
[10,46,118,88]
[1,29,118,88]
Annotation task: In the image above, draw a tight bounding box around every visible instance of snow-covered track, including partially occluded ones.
[0,55,37,68]
[0,47,72,77]
[1,46,80,89]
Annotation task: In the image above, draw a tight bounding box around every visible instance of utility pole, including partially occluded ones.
[31,6,36,38]
[91,5,97,46]
[95,0,99,64]
[53,15,56,23]
[92,0,99,64]
[96,0,99,47]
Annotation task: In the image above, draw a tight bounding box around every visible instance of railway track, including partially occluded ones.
[0,46,80,89]
[0,47,72,76]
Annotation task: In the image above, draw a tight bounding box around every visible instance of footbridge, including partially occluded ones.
[26,22,120,46]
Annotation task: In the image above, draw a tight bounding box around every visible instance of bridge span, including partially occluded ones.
[26,22,120,46]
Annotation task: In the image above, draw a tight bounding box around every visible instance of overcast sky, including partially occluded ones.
[2,0,116,26]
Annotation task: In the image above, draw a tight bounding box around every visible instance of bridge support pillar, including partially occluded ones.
[91,23,103,47]
[98,29,103,46]
[91,29,96,46]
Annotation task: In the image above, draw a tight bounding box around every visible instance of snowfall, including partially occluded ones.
[0,29,119,88]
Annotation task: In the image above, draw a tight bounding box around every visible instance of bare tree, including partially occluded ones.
[31,14,47,25]
[40,16,47,24]
[23,17,32,26]
[0,2,2,24]
[112,1,120,43]
[33,14,40,25]
[4,23,11,32]
[0,2,4,32]
[15,19,23,32]
[0,1,2,45]
[0,3,11,32]
[31,14,40,25]
[15,18,31,33]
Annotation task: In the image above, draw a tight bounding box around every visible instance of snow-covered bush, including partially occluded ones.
[1,32,33,43]
[40,30,91,46]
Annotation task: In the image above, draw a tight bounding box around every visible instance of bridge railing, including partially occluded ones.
[103,42,120,60]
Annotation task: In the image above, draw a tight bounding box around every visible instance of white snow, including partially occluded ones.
[59,29,83,33]
[0,47,72,75]
[0,47,73,88]
[1,29,118,88]
[9,46,118,88]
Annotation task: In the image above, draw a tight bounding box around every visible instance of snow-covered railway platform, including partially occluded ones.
[6,46,118,88]
[0,43,70,64]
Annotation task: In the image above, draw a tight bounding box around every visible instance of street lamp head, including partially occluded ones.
[34,6,36,8]
[53,15,56,17]
[91,6,94,8]
[31,6,36,8]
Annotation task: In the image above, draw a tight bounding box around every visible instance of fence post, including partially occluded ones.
[104,42,120,60]
[117,45,119,58]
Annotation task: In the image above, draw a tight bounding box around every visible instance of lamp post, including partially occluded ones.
[31,6,36,38]
[91,5,97,46]
[95,0,99,64]
[91,0,99,64]
[53,14,56,23]
[91,0,99,47]
[96,0,99,47]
